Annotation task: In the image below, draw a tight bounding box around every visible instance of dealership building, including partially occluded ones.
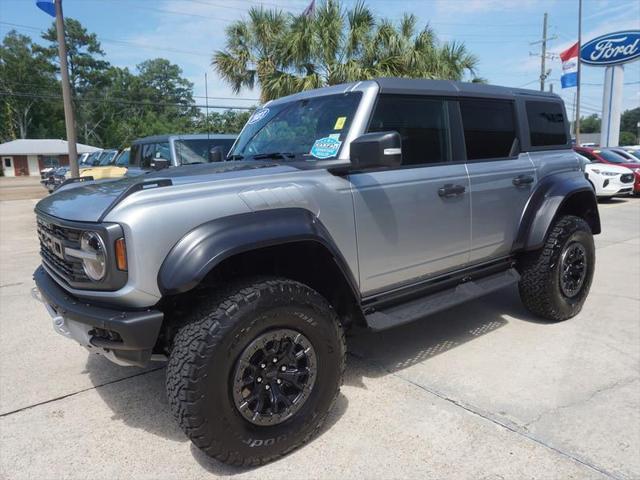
[0,139,99,177]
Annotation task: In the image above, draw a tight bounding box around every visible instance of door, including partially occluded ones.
[349,95,471,295]
[2,157,14,177]
[459,98,537,262]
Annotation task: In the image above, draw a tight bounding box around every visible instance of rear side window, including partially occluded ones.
[460,99,517,160]
[526,101,567,146]
[367,95,450,166]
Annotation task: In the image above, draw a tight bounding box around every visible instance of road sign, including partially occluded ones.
[36,0,56,17]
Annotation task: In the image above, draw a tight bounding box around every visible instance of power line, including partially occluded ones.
[0,91,254,110]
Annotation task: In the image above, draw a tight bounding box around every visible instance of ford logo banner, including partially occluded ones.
[581,30,640,66]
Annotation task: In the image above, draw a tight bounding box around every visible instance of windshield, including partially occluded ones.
[230,92,362,161]
[83,151,101,166]
[115,150,130,166]
[597,150,632,163]
[175,139,235,165]
[98,150,118,166]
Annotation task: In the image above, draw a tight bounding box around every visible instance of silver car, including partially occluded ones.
[33,78,600,465]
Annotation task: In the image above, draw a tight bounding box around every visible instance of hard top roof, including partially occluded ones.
[265,77,562,106]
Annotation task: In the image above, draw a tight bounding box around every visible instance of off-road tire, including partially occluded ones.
[166,278,346,466]
[518,215,595,321]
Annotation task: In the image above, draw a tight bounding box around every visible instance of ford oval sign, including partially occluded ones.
[581,30,640,66]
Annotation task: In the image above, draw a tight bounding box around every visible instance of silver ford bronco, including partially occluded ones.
[33,78,600,465]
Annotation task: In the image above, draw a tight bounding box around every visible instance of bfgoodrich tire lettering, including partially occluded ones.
[518,215,595,321]
[166,278,346,466]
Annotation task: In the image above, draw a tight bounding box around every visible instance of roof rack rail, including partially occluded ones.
[98,178,172,222]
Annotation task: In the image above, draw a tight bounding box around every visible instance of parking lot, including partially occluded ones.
[0,181,638,479]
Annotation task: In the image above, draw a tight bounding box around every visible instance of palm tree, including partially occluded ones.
[213,0,479,102]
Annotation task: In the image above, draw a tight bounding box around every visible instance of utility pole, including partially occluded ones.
[54,0,79,177]
[575,0,583,146]
[540,13,548,91]
[529,13,556,92]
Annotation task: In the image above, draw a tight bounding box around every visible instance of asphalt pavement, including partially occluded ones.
[0,181,638,479]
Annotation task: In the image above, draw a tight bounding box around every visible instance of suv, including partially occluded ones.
[33,79,600,466]
[126,133,237,176]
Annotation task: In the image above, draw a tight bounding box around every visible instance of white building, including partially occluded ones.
[0,139,100,177]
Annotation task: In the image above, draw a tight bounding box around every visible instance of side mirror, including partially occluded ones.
[210,146,224,162]
[350,131,402,171]
[150,158,170,170]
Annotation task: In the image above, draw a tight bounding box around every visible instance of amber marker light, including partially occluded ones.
[115,238,128,271]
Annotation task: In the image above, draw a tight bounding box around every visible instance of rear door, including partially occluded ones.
[349,94,471,295]
[461,98,537,263]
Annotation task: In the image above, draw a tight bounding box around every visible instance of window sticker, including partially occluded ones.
[334,116,347,130]
[310,137,342,159]
[247,108,270,125]
[328,133,341,140]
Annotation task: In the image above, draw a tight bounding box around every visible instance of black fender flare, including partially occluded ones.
[514,171,600,252]
[158,208,359,297]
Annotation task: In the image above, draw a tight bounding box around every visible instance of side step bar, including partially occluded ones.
[365,268,520,331]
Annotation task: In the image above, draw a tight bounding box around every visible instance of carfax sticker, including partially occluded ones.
[310,137,342,159]
[247,108,269,124]
[334,116,346,130]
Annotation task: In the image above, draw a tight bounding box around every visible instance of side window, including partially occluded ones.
[141,144,155,169]
[460,99,517,160]
[156,142,171,161]
[368,95,451,166]
[526,101,567,146]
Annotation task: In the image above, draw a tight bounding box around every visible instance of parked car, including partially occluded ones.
[125,133,237,176]
[577,152,635,198]
[575,146,640,194]
[33,79,600,465]
[78,148,128,180]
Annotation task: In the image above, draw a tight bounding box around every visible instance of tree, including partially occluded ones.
[213,0,479,102]
[580,113,601,134]
[619,131,636,146]
[620,107,639,138]
[0,31,61,140]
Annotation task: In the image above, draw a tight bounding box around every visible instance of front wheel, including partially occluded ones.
[166,278,345,466]
[518,215,595,321]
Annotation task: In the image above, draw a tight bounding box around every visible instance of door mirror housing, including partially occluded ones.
[350,131,402,171]
[210,146,224,162]
[150,158,170,170]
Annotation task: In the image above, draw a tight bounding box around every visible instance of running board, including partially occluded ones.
[365,268,520,331]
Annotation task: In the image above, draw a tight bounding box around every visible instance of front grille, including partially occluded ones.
[621,173,634,184]
[37,216,89,284]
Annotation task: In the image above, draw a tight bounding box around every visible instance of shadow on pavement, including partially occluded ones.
[85,283,543,471]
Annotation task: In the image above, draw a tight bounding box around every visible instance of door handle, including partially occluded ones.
[438,184,466,197]
[512,174,534,186]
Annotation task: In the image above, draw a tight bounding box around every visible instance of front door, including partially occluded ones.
[349,95,471,295]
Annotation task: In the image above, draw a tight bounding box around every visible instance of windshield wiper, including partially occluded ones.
[251,152,296,160]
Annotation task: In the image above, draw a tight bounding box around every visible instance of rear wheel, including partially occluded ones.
[518,215,595,321]
[166,278,345,466]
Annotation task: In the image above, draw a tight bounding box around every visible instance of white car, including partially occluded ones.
[578,153,635,198]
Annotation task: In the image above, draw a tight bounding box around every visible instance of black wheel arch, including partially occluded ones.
[514,171,601,252]
[157,208,360,303]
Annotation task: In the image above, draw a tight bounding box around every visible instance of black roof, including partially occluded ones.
[374,77,561,101]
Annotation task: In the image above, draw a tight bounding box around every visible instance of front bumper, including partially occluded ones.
[33,266,164,366]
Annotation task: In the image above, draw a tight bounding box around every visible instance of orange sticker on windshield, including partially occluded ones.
[334,117,346,130]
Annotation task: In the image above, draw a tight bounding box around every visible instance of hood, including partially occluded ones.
[586,163,636,174]
[35,161,299,223]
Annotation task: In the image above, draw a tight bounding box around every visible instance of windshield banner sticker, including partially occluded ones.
[310,137,342,159]
[247,108,270,125]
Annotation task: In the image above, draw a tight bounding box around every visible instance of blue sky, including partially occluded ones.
[1,0,639,120]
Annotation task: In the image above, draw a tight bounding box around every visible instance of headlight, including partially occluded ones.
[80,231,106,281]
[591,169,601,174]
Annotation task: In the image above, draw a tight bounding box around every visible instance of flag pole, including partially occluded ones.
[575,0,582,146]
